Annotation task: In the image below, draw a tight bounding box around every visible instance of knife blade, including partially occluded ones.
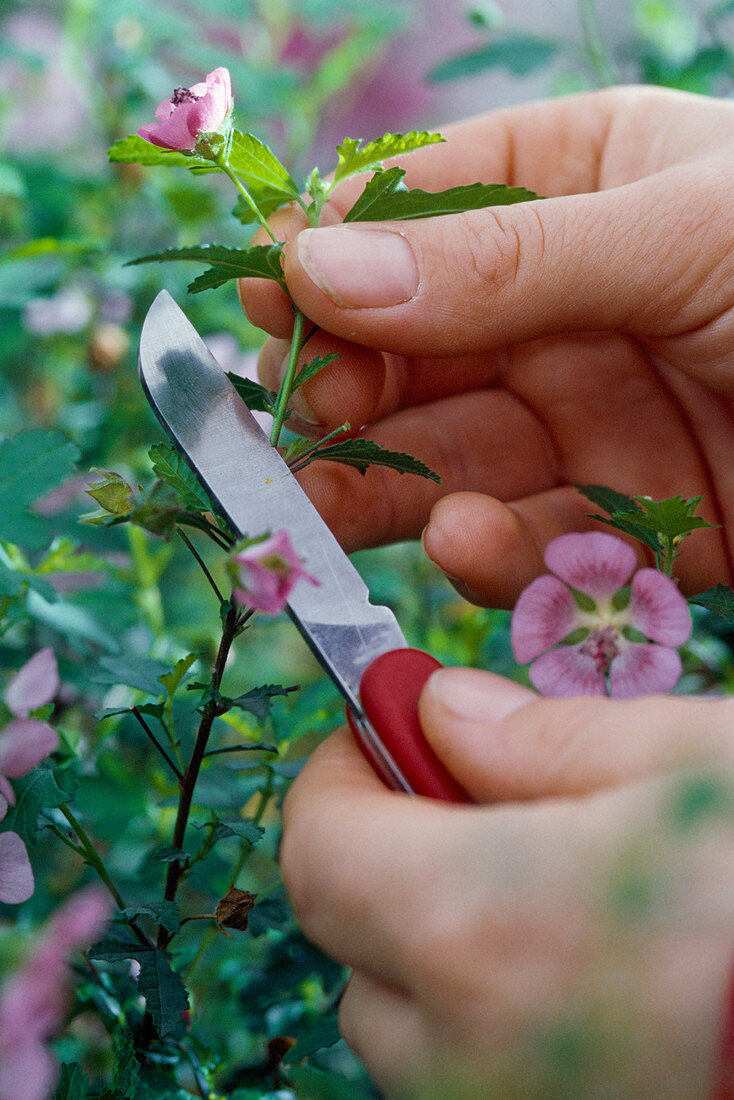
[138,290,470,802]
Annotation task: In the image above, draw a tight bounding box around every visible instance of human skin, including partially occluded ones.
[239,86,734,606]
[238,87,734,1095]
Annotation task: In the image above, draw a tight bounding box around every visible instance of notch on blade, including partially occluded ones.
[138,291,407,717]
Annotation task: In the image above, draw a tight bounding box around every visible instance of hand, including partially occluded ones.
[239,86,734,606]
[281,674,734,1098]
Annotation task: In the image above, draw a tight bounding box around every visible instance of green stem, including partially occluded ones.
[132,706,184,783]
[288,421,351,473]
[177,528,224,603]
[270,307,306,446]
[59,804,150,946]
[577,0,617,86]
[216,157,278,243]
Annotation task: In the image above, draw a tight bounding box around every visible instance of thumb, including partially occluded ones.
[418,668,734,803]
[281,162,731,358]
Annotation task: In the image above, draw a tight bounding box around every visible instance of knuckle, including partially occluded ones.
[452,205,548,302]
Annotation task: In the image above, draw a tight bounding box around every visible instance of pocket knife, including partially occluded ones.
[138,290,470,803]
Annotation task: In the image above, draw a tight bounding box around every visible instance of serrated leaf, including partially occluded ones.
[0,430,79,550]
[430,34,560,81]
[4,765,77,845]
[226,130,299,197]
[630,495,715,540]
[226,373,277,414]
[55,1064,90,1100]
[293,353,340,390]
[120,900,181,934]
[344,168,539,222]
[689,584,734,623]
[195,817,265,846]
[306,438,441,482]
[110,1027,140,1098]
[151,845,189,864]
[127,243,284,290]
[334,130,445,183]
[159,653,198,700]
[91,655,171,696]
[592,513,664,555]
[88,937,189,1038]
[107,134,214,169]
[575,483,642,517]
[233,186,295,225]
[231,683,299,721]
[149,443,212,514]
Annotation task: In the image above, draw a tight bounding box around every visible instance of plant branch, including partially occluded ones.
[58,804,150,946]
[203,742,277,757]
[288,422,351,473]
[158,602,241,948]
[132,706,184,783]
[177,528,225,603]
[216,157,278,243]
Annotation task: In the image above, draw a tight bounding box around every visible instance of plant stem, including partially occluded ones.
[177,528,224,603]
[158,602,240,948]
[59,804,150,946]
[288,421,351,473]
[577,0,617,86]
[270,307,306,446]
[216,158,278,243]
[132,706,184,783]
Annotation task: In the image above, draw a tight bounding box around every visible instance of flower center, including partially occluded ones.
[580,625,620,673]
[171,86,199,105]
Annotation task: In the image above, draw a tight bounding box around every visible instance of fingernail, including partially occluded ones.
[297,227,419,308]
[278,350,322,428]
[426,668,532,723]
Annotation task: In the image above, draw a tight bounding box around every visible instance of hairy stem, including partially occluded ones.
[217,158,278,243]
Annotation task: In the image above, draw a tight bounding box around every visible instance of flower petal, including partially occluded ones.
[511,575,579,663]
[608,643,682,698]
[545,532,636,598]
[0,831,34,904]
[628,569,692,646]
[4,648,59,718]
[0,719,59,778]
[0,1041,57,1100]
[529,646,607,697]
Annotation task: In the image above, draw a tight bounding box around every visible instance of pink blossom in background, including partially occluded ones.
[0,649,60,903]
[0,887,110,1100]
[231,530,319,614]
[138,67,233,151]
[511,532,692,698]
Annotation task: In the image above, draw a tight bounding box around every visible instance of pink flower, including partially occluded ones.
[230,530,319,614]
[511,532,692,698]
[137,66,233,152]
[0,649,60,904]
[0,887,110,1100]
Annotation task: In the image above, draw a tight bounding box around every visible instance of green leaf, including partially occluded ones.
[345,167,539,222]
[231,683,299,722]
[233,186,295,225]
[120,900,181,934]
[35,537,110,577]
[128,481,182,540]
[159,653,198,700]
[629,495,715,540]
[287,1065,374,1100]
[149,443,212,514]
[126,243,284,292]
[592,513,665,555]
[194,817,265,846]
[107,134,214,170]
[575,483,642,517]
[0,430,79,550]
[227,130,300,198]
[689,584,734,623]
[4,765,77,845]
[55,1064,90,1100]
[88,938,189,1038]
[226,373,277,414]
[283,1015,341,1063]
[293,353,340,389]
[334,130,445,183]
[109,1027,140,1099]
[306,437,441,482]
[1,237,101,262]
[91,655,171,696]
[430,34,560,81]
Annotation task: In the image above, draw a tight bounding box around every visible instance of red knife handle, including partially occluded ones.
[347,648,472,803]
